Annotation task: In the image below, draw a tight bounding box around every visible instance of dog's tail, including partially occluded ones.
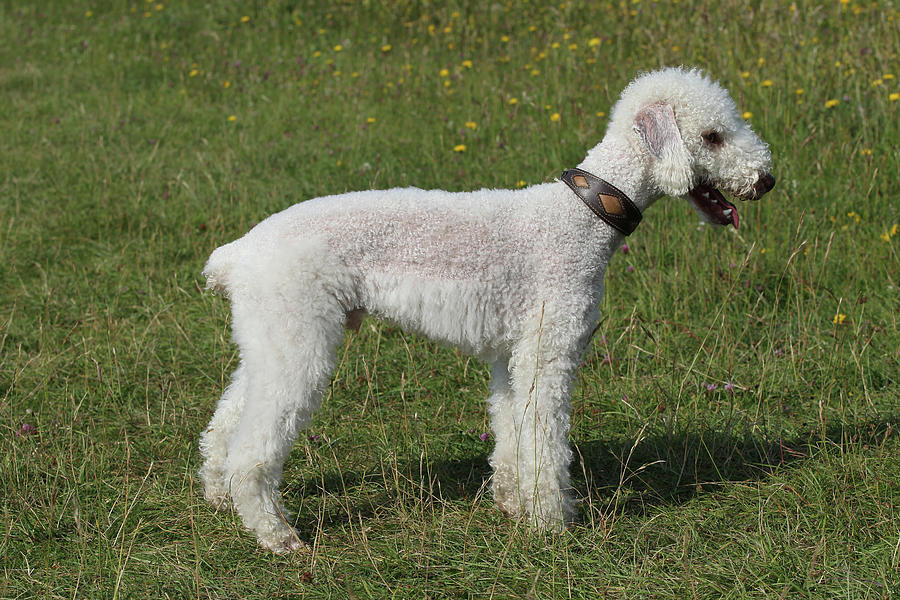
[202,242,238,296]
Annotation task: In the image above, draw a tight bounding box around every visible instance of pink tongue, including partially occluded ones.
[690,186,739,228]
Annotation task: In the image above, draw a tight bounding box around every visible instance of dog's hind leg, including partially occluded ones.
[220,288,346,554]
[199,360,248,509]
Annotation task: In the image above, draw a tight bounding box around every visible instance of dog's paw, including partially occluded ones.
[202,486,231,511]
[258,529,309,554]
[493,491,524,520]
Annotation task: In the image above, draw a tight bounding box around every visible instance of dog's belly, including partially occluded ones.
[359,272,520,360]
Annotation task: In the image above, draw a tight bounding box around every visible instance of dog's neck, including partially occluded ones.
[576,135,660,214]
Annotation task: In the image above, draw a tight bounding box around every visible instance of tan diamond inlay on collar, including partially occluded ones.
[599,194,625,216]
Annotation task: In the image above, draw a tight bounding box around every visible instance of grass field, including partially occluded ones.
[2,1,898,598]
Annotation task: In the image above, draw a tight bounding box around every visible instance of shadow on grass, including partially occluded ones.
[580,415,897,513]
[283,415,895,532]
[285,446,494,534]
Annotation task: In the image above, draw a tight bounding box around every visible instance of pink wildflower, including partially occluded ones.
[16,423,36,437]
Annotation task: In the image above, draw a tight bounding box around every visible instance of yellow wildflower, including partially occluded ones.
[889,93,900,101]
[742,111,753,119]
[453,144,466,152]
[508,98,518,105]
[381,44,392,52]
[588,38,601,47]
[461,59,473,68]
[227,115,237,122]
[825,99,839,108]
[333,44,343,51]
[832,313,847,325]
[240,15,250,23]
[465,121,477,129]
[223,80,230,88]
[761,79,773,87]
[550,113,560,122]
[366,117,376,123]
[439,68,449,77]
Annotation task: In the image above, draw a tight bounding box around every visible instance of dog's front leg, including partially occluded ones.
[488,319,580,529]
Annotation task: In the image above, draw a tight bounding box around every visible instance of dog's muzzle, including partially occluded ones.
[688,171,776,229]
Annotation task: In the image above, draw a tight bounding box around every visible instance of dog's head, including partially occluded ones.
[610,67,774,228]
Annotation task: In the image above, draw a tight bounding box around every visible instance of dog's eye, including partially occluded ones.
[702,131,723,146]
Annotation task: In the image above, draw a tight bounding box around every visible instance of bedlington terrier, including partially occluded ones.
[199,67,775,553]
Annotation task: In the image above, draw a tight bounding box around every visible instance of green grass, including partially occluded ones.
[2,1,898,598]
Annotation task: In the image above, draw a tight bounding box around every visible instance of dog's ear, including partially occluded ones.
[633,102,693,197]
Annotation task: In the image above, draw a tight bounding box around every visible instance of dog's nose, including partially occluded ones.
[753,173,776,198]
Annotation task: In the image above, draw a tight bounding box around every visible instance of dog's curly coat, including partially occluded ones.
[200,67,775,553]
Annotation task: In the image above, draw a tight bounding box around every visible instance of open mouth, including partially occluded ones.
[688,184,739,229]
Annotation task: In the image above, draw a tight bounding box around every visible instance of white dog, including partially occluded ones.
[199,67,774,553]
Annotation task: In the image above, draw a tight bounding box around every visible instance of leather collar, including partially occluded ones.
[560,167,642,236]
